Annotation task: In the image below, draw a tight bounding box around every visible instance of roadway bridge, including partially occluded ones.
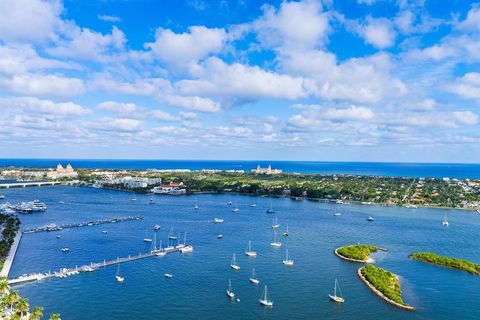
[0,181,76,189]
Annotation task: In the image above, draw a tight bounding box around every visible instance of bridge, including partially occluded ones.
[0,181,76,189]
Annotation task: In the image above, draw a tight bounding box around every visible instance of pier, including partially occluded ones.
[7,245,190,286]
[0,231,22,277]
[22,216,143,234]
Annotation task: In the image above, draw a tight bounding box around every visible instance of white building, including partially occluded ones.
[151,182,186,195]
[47,164,78,179]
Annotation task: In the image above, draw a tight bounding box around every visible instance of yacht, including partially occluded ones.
[232,201,239,212]
[271,217,280,228]
[61,247,70,252]
[245,240,257,257]
[328,278,344,303]
[180,245,193,253]
[217,234,223,239]
[270,231,282,248]
[164,273,173,278]
[367,216,374,221]
[154,224,161,231]
[259,285,273,307]
[283,224,289,237]
[266,200,275,214]
[31,200,47,212]
[230,253,240,270]
[249,267,260,285]
[213,218,224,223]
[115,265,124,283]
[226,279,235,299]
[442,213,449,227]
[282,249,294,266]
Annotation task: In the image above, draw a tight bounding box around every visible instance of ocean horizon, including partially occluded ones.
[1,159,480,179]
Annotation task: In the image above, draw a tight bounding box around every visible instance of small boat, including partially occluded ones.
[245,240,257,257]
[0,195,5,200]
[181,245,193,253]
[194,198,199,210]
[249,267,259,285]
[130,198,137,201]
[164,273,173,278]
[56,235,61,239]
[143,230,153,242]
[250,202,257,207]
[61,247,70,252]
[230,253,240,270]
[232,201,239,212]
[154,224,161,231]
[476,209,480,214]
[266,200,275,214]
[213,218,224,223]
[259,285,273,307]
[217,234,223,239]
[282,248,294,266]
[102,230,108,234]
[333,212,341,217]
[227,197,232,206]
[115,265,124,283]
[328,278,344,303]
[168,228,177,240]
[149,198,155,204]
[270,231,282,248]
[442,213,449,227]
[283,224,289,237]
[271,217,280,228]
[226,279,235,299]
[59,200,64,204]
[367,216,374,221]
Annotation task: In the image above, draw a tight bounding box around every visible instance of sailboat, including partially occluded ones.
[249,267,260,285]
[168,227,177,240]
[283,224,289,237]
[259,285,273,307]
[227,196,232,206]
[270,231,282,248]
[232,201,239,212]
[250,199,257,207]
[180,233,193,253]
[266,200,275,214]
[149,197,155,204]
[226,279,235,299]
[143,230,153,242]
[153,224,161,231]
[442,212,449,227]
[367,216,374,221]
[156,240,166,257]
[230,253,240,270]
[271,217,280,228]
[115,265,124,283]
[333,210,341,217]
[245,240,257,257]
[282,248,294,266]
[328,278,344,303]
[194,198,199,210]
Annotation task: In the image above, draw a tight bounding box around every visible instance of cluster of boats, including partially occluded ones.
[0,199,47,214]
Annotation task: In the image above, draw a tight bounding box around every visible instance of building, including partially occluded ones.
[151,182,186,195]
[251,164,282,175]
[92,177,162,189]
[47,163,78,179]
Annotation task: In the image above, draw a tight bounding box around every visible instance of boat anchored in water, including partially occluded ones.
[245,240,257,257]
[115,265,124,283]
[168,227,177,240]
[270,231,282,248]
[194,198,199,210]
[259,285,273,307]
[143,230,153,242]
[283,224,289,237]
[230,253,240,270]
[282,249,294,266]
[328,278,344,303]
[249,267,260,285]
[442,213,449,227]
[213,218,224,223]
[367,216,375,221]
[226,279,235,299]
[217,234,223,239]
[266,200,275,214]
[164,273,173,278]
[232,201,239,212]
[271,217,280,228]
[61,247,70,252]
[154,224,161,231]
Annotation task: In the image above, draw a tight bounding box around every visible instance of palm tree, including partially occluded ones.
[0,276,9,294]
[7,291,20,313]
[15,298,30,317]
[49,313,61,320]
[29,306,43,320]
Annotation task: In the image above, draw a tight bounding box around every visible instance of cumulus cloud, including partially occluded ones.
[98,14,121,23]
[98,101,137,113]
[449,73,480,100]
[357,17,396,49]
[0,97,89,116]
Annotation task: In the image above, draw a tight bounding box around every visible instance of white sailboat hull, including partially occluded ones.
[259,300,273,307]
[329,294,344,303]
[250,278,259,285]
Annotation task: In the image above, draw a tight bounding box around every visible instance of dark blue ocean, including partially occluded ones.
[1,159,480,178]
[2,186,480,320]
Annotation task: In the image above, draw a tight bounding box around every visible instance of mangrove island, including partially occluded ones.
[410,252,480,275]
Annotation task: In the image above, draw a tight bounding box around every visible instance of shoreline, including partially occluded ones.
[334,246,388,263]
[0,230,22,278]
[357,266,415,311]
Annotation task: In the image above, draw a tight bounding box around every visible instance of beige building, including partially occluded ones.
[47,163,78,179]
[251,164,282,175]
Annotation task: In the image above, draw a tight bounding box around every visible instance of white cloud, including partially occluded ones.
[0,97,89,116]
[449,72,480,100]
[0,73,84,97]
[98,101,137,113]
[151,110,178,122]
[0,0,63,44]
[98,15,121,23]
[358,17,396,49]
[253,0,329,52]
[161,94,221,113]
[145,26,227,72]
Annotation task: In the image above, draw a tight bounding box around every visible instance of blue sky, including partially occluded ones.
[0,0,479,162]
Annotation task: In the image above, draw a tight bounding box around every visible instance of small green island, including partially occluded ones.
[358,265,415,311]
[410,252,480,275]
[335,244,380,262]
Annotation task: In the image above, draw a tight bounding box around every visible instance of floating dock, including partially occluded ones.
[22,216,143,234]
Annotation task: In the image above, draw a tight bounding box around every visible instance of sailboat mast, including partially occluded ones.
[334,278,337,297]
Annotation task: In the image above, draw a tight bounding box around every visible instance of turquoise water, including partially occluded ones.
[3,186,480,319]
